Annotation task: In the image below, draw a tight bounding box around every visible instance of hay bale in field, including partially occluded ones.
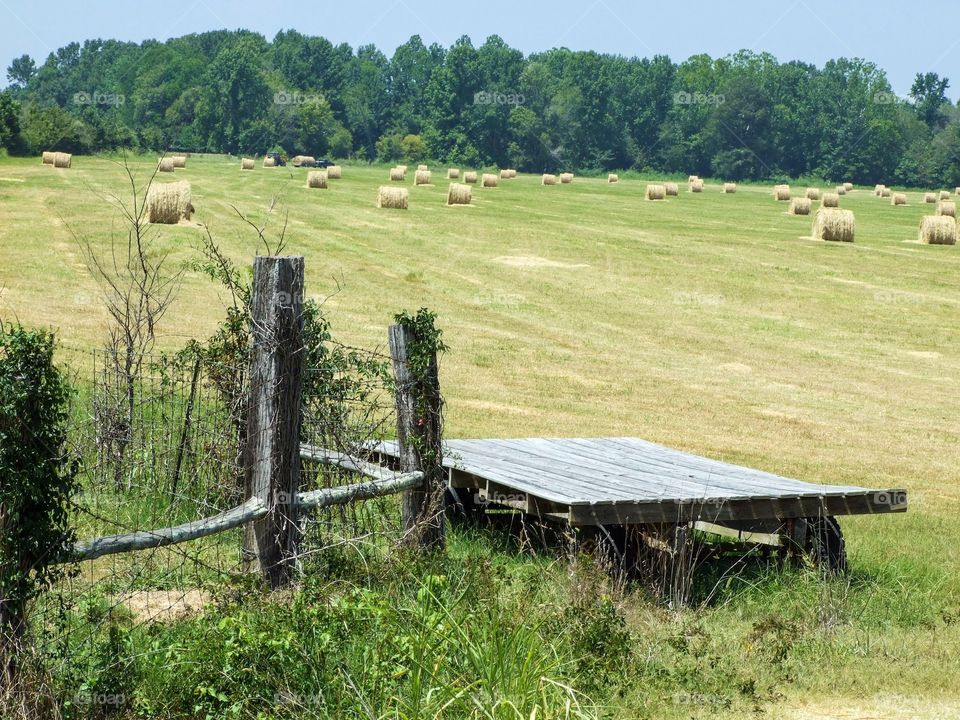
[171,156,187,168]
[805,188,821,200]
[41,151,55,165]
[812,208,855,242]
[306,171,327,188]
[608,174,619,183]
[774,185,790,201]
[263,156,276,168]
[397,165,408,173]
[447,183,472,206]
[924,192,937,203]
[241,158,254,171]
[821,193,840,208]
[789,198,811,215]
[689,179,704,193]
[542,173,557,186]
[447,168,460,179]
[499,169,513,179]
[874,184,884,196]
[146,181,193,224]
[327,165,342,179]
[688,175,699,183]
[415,169,432,186]
[377,186,409,210]
[918,215,956,245]
[390,167,406,181]
[417,164,429,171]
[464,171,478,184]
[53,152,72,168]
[646,184,666,200]
[936,201,956,218]
[299,156,316,167]
[940,190,951,201]
[559,173,574,184]
[665,182,679,196]
[158,158,174,173]
[880,187,891,197]
[891,192,907,206]
[836,186,847,196]
[843,182,853,191]
[482,173,498,188]
[723,182,736,194]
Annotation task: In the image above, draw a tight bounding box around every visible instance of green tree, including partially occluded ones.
[0,93,20,149]
[5,55,35,90]
[910,72,950,130]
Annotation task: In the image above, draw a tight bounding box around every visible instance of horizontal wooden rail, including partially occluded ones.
[70,449,421,563]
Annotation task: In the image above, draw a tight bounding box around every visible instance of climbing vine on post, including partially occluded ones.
[389,309,447,550]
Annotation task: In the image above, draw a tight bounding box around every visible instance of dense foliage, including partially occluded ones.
[2,30,959,184]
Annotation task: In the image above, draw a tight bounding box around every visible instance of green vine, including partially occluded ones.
[394,308,446,471]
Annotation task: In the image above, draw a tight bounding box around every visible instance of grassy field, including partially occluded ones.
[1,154,959,718]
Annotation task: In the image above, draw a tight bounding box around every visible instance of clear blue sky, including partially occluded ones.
[0,0,955,96]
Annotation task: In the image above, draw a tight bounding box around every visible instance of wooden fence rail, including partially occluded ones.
[70,450,423,562]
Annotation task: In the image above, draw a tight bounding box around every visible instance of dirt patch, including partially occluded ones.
[117,589,210,623]
[774,696,960,720]
[492,255,589,269]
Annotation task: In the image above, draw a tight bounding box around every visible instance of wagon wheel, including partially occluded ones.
[804,516,847,574]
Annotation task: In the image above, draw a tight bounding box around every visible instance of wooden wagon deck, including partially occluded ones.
[375,437,907,527]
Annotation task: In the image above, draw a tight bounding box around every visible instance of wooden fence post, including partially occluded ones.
[388,323,446,550]
[242,256,305,588]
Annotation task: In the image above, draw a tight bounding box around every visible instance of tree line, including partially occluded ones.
[1,29,958,185]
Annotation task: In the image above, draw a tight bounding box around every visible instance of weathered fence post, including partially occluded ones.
[242,256,305,588]
[388,322,446,550]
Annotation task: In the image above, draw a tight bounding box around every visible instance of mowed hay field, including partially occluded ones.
[2,154,960,717]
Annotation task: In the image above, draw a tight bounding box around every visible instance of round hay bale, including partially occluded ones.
[41,151,55,165]
[774,186,791,201]
[821,193,840,208]
[146,181,193,224]
[447,168,460,179]
[327,165,342,179]
[874,184,885,196]
[646,184,666,201]
[299,156,316,167]
[447,183,472,206]
[608,174,619,184]
[955,186,960,196]
[924,193,937,203]
[498,169,509,179]
[291,155,304,166]
[936,201,956,218]
[559,173,574,184]
[52,152,72,168]
[377,186,409,210]
[482,173,498,188]
[665,182,679,196]
[689,179,704,193]
[415,170,432,186]
[417,164,429,171]
[812,208,855,242]
[390,167,406,181]
[805,188,821,200]
[891,192,907,206]
[940,190,951,201]
[542,174,557,186]
[171,156,187,168]
[836,186,847,196]
[843,182,853,192]
[397,165,408,173]
[263,156,276,168]
[881,187,891,198]
[723,182,736,194]
[918,215,956,245]
[241,158,254,171]
[688,175,699,183]
[789,198,811,215]
[464,171,478,184]
[158,158,175,173]
[307,171,328,188]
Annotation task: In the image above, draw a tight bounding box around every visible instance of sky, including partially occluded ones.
[0,0,956,97]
